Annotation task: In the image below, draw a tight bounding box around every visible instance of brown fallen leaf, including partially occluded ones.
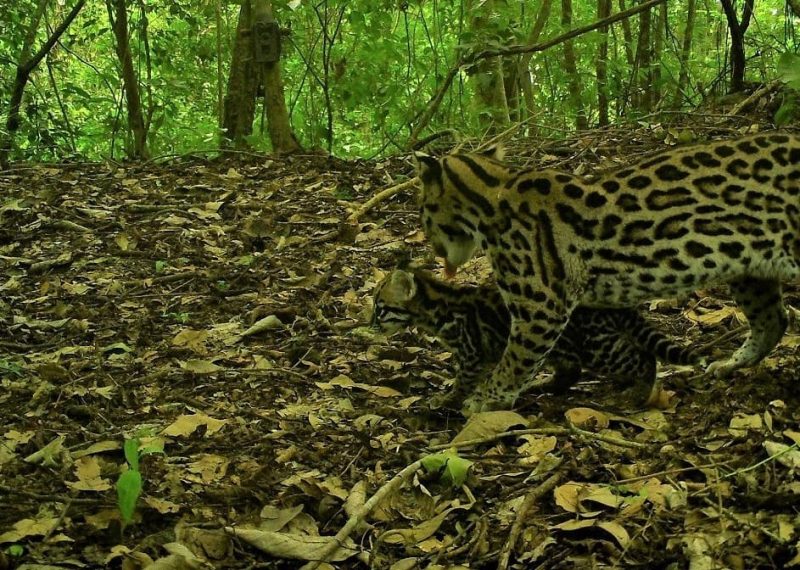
[224,527,357,562]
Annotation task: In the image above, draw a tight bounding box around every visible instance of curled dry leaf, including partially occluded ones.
[552,519,630,549]
[224,527,357,562]
[380,505,471,546]
[554,481,622,514]
[763,441,800,470]
[260,505,305,532]
[728,413,764,438]
[564,407,610,429]
[451,411,528,444]
[162,413,228,437]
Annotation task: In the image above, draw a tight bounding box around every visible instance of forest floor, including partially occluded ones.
[2,118,800,570]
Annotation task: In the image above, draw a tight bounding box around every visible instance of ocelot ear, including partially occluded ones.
[412,151,439,179]
[389,270,417,301]
[478,144,505,161]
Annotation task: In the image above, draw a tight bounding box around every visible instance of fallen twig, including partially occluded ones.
[344,177,418,226]
[428,427,570,452]
[568,423,649,450]
[51,219,93,233]
[498,465,564,570]
[308,458,425,569]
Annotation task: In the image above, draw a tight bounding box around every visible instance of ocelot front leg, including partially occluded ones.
[464,289,576,413]
[431,321,488,409]
[430,358,487,410]
[706,278,788,378]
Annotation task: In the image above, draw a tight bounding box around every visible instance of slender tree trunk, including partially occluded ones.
[215,0,224,127]
[222,0,299,152]
[618,0,635,66]
[561,0,588,130]
[673,0,697,107]
[634,2,652,111]
[519,0,553,128]
[718,0,754,93]
[0,0,86,168]
[596,0,611,126]
[256,0,300,152]
[467,0,510,132]
[107,0,149,159]
[651,1,665,107]
[222,1,258,148]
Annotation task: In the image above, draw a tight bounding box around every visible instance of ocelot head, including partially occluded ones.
[370,270,418,333]
[413,146,505,277]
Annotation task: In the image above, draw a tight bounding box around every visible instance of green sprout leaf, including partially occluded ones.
[117,469,143,524]
[123,438,140,470]
[421,451,474,487]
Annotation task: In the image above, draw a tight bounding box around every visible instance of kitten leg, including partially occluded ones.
[465,295,573,413]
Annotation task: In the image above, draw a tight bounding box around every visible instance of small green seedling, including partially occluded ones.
[116,436,164,527]
[5,544,24,558]
[161,311,190,323]
[421,451,473,488]
[0,359,24,377]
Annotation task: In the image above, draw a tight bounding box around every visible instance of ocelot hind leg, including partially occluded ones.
[706,278,788,378]
[546,335,583,394]
[610,348,659,406]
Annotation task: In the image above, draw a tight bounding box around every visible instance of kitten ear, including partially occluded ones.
[389,270,417,301]
[479,144,505,161]
[412,151,439,179]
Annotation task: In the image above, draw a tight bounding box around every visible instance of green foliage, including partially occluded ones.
[0,358,24,377]
[777,53,800,89]
[116,468,142,525]
[421,451,473,487]
[4,544,24,558]
[0,0,796,161]
[162,311,191,323]
[116,435,165,526]
[775,53,800,126]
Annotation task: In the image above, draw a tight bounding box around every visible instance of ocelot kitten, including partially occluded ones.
[413,132,800,411]
[371,268,700,408]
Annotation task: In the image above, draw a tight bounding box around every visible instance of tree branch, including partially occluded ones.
[465,0,666,63]
[23,0,87,74]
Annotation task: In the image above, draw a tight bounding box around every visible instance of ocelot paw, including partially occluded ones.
[705,359,738,379]
[429,390,464,411]
[461,394,512,416]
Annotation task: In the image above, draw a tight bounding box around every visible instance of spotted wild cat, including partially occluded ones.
[371,268,700,408]
[413,132,800,411]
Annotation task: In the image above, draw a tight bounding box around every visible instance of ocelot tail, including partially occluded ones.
[414,132,800,412]
[371,268,701,408]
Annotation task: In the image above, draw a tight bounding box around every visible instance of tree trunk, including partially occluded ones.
[596,0,611,126]
[651,1,665,107]
[215,0,225,127]
[618,0,635,66]
[0,0,86,168]
[222,1,258,148]
[634,2,652,111]
[561,0,588,130]
[519,0,553,129]
[467,0,510,132]
[107,0,149,159]
[222,0,299,152]
[719,0,754,93]
[256,1,300,153]
[672,0,697,107]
